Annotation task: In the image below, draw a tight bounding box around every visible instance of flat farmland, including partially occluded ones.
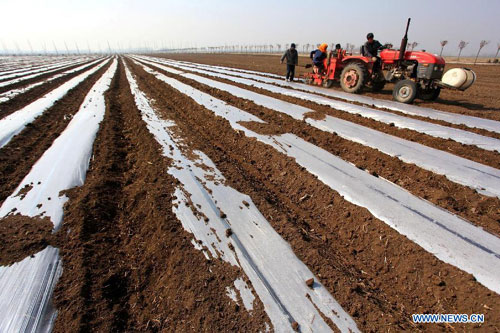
[164,53,500,119]
[1,54,500,332]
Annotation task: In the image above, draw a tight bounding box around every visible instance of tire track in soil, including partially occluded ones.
[127,58,500,332]
[52,60,269,332]
[137,59,500,239]
[158,59,500,170]
[0,59,105,120]
[0,60,112,207]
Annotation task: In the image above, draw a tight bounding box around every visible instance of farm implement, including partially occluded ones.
[302,18,476,104]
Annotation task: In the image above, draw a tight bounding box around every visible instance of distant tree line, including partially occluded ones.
[2,39,499,63]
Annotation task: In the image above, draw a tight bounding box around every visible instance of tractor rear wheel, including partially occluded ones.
[322,79,334,88]
[392,79,418,104]
[340,63,367,93]
[418,87,441,101]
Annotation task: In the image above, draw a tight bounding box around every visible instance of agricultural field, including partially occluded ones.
[0,53,499,332]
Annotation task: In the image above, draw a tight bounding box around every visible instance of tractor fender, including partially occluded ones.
[341,56,372,65]
[340,57,373,75]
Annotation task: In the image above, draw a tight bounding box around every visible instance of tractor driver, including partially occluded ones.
[364,33,386,70]
[310,43,328,74]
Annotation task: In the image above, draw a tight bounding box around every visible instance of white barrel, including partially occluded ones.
[441,68,476,90]
[462,68,476,89]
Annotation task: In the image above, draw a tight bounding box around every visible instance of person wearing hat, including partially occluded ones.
[280,43,298,82]
[310,43,328,74]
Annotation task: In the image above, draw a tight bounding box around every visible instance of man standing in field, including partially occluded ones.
[280,43,298,82]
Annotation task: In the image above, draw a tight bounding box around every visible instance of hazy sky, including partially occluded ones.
[1,0,499,56]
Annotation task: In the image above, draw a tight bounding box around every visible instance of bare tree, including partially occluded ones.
[474,40,490,64]
[439,40,448,56]
[409,41,418,51]
[52,41,58,55]
[496,43,500,59]
[457,40,468,60]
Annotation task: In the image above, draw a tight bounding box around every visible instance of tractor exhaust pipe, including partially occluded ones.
[398,18,411,63]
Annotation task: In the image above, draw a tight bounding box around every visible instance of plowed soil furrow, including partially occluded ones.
[0,59,104,120]
[161,54,500,120]
[135,59,500,238]
[0,59,95,94]
[127,58,500,331]
[352,105,500,140]
[52,60,269,332]
[0,58,83,76]
[150,59,500,170]
[169,59,500,140]
[0,61,72,83]
[0,61,112,206]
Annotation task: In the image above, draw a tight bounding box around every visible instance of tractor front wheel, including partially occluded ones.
[340,63,367,93]
[392,79,418,104]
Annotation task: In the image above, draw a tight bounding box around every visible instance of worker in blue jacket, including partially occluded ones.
[310,43,328,73]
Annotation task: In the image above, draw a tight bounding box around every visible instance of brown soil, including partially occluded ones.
[3,53,499,332]
[153,59,500,171]
[0,214,56,266]
[0,63,75,83]
[52,60,269,332]
[127,57,500,332]
[161,53,500,121]
[0,59,95,93]
[0,59,106,120]
[151,56,500,143]
[137,58,500,238]
[0,60,112,207]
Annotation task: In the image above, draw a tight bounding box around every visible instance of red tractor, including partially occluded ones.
[303,18,475,104]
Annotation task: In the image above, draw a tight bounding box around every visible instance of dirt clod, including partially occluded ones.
[0,214,56,266]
